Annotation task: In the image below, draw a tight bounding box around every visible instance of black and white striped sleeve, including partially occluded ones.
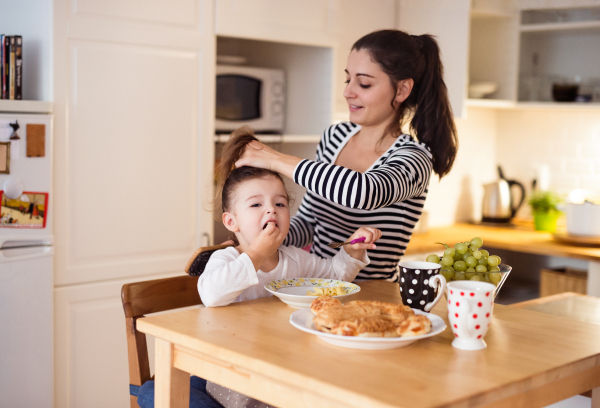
[292,145,432,210]
[283,194,316,248]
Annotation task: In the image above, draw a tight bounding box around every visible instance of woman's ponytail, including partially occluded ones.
[352,30,458,179]
[409,34,458,179]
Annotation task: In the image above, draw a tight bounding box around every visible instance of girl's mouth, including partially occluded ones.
[263,221,278,229]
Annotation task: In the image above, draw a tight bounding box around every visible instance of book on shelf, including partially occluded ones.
[9,36,15,100]
[1,35,8,99]
[0,35,23,100]
[15,35,22,100]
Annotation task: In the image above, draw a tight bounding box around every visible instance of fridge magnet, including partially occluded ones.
[0,142,9,174]
[0,191,48,228]
[26,124,46,157]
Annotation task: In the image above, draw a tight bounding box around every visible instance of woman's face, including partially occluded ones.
[344,49,398,129]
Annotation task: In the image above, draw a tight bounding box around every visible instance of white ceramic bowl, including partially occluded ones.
[468,82,498,98]
[264,278,360,308]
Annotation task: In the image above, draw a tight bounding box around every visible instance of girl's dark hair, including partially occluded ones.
[215,125,287,214]
[352,29,458,178]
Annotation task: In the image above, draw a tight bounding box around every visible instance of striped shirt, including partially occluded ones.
[284,122,433,281]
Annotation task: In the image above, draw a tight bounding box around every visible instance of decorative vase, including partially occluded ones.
[533,211,559,232]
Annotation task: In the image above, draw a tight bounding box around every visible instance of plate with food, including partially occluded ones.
[264,278,360,308]
[289,297,446,350]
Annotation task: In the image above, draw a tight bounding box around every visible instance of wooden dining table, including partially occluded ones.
[137,281,600,408]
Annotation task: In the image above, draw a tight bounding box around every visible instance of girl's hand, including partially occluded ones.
[344,227,382,259]
[235,141,302,180]
[245,222,287,269]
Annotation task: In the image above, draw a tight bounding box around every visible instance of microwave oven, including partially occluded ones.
[215,65,285,134]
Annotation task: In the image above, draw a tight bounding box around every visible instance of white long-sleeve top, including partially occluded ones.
[198,245,369,307]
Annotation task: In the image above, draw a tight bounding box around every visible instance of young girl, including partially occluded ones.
[236,29,458,282]
[198,125,381,308]
[197,126,381,408]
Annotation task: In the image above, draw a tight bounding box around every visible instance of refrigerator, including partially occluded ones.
[0,112,53,407]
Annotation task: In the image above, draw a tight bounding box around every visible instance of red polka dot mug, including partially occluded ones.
[447,280,496,350]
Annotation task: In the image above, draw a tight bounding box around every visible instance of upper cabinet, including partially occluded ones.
[215,0,334,46]
[397,0,472,118]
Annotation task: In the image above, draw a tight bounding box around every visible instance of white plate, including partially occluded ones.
[264,278,360,308]
[289,308,447,350]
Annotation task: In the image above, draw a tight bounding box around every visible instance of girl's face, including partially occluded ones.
[223,176,290,247]
[344,49,399,129]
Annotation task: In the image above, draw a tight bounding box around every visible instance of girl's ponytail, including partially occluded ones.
[409,34,458,179]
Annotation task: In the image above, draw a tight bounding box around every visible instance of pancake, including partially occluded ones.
[310,296,342,315]
[329,316,399,337]
[397,315,432,337]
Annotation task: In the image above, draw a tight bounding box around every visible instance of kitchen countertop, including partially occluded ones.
[406,223,600,262]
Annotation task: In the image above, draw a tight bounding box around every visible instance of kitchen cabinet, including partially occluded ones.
[215,0,334,46]
[52,0,216,405]
[397,0,472,118]
[54,272,183,408]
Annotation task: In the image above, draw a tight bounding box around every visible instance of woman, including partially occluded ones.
[235,29,458,282]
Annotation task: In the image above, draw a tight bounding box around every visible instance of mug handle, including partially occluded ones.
[424,274,447,312]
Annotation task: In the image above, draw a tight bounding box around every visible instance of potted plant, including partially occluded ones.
[528,190,562,232]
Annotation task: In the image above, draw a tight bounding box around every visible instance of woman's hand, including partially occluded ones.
[235,140,302,179]
[344,227,382,260]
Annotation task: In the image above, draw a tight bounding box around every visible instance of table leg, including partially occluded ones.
[593,386,600,408]
[155,338,190,408]
[587,261,600,297]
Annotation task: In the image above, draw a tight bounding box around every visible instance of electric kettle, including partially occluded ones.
[482,166,525,223]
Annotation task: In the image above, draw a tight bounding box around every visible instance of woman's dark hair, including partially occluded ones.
[352,29,458,178]
[215,125,288,213]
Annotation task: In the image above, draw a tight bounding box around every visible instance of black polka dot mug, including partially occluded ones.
[398,261,446,312]
[447,280,496,350]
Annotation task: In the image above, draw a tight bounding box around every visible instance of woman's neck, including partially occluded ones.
[355,121,400,154]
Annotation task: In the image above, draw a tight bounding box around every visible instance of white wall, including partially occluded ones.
[425,107,499,227]
[0,0,52,101]
[496,108,600,195]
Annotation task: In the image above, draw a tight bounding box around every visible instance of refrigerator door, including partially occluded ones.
[0,245,53,408]
[0,113,53,245]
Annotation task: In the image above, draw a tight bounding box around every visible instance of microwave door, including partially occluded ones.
[216,75,262,121]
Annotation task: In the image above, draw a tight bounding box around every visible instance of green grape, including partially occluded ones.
[441,255,454,266]
[426,254,440,263]
[441,264,455,271]
[455,242,468,254]
[470,237,483,248]
[466,256,477,268]
[489,272,502,284]
[462,252,471,262]
[487,255,501,267]
[444,247,456,258]
[466,267,476,273]
[475,264,487,273]
[465,271,476,279]
[440,269,455,281]
[453,260,467,272]
[480,249,490,257]
[454,271,466,281]
[469,245,478,253]
[472,250,482,259]
[488,265,500,272]
[453,252,463,262]
[483,273,491,283]
[470,275,482,281]
[478,256,488,266]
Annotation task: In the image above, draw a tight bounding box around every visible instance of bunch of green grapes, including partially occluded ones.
[425,237,504,286]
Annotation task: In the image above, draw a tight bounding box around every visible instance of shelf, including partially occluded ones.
[214,134,320,143]
[0,100,53,114]
[520,20,600,32]
[467,99,600,111]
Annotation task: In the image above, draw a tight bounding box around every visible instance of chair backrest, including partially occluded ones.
[122,275,202,408]
[185,244,232,276]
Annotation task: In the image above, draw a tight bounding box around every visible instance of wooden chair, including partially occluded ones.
[121,244,231,408]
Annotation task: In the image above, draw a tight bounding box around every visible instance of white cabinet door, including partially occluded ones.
[53,0,216,285]
[215,0,333,46]
[54,273,186,408]
[397,0,471,118]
